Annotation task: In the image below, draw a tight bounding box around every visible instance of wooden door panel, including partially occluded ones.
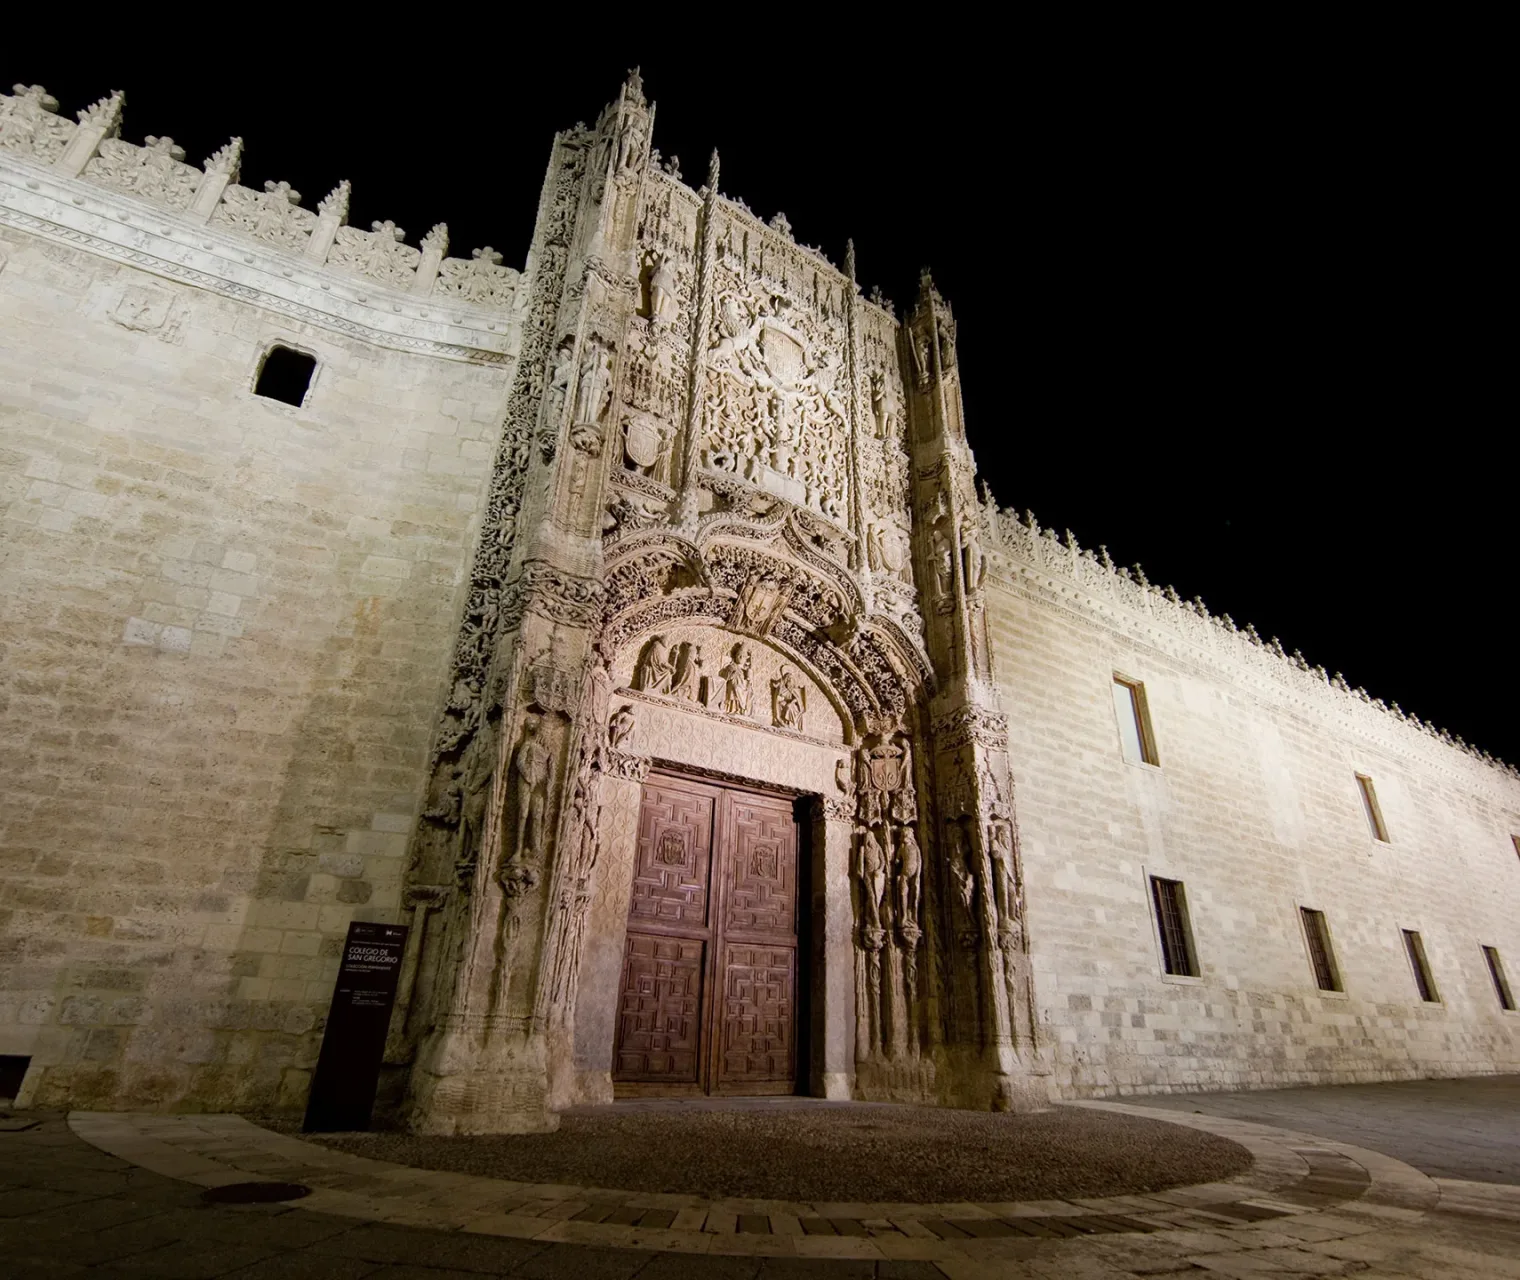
[613,933,705,1082]
[723,797,797,938]
[627,782,714,928]
[717,943,795,1087]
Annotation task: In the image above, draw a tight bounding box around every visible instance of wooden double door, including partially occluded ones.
[612,772,800,1096]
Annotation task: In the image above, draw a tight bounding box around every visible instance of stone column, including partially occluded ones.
[814,799,856,1099]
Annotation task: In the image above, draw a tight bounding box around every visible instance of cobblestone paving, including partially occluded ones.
[1127,1073,1520,1184]
[3,1099,1518,1277]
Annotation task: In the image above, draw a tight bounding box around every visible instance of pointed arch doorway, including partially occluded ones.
[611,769,805,1097]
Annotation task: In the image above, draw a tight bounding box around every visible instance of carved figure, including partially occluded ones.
[770,666,806,731]
[894,824,922,929]
[546,338,575,423]
[718,644,753,716]
[857,826,887,934]
[573,340,614,424]
[870,370,887,438]
[616,109,647,173]
[502,718,550,892]
[608,704,635,749]
[988,819,1020,931]
[647,253,678,325]
[932,522,954,597]
[947,821,976,919]
[960,520,986,593]
[669,642,702,701]
[632,635,675,695]
[454,724,496,868]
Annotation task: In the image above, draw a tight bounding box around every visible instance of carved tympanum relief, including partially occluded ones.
[620,623,844,745]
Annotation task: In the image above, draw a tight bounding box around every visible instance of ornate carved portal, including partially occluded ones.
[388,74,1047,1135]
[613,773,799,1096]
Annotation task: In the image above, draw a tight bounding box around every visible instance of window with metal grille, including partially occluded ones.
[1483,946,1515,1011]
[1151,876,1197,976]
[1356,773,1389,842]
[1300,908,1342,991]
[1113,676,1159,766]
[1402,929,1439,1003]
[253,345,316,406]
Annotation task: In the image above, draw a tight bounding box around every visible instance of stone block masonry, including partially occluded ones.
[0,166,519,1108]
[983,516,1520,1096]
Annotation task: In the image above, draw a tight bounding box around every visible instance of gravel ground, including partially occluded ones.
[290,1101,1251,1202]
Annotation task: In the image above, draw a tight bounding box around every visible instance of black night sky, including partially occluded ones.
[9,42,1509,764]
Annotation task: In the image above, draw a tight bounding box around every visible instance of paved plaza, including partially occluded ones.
[1,1078,1518,1277]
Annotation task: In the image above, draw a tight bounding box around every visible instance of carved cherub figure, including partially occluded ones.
[608,704,635,749]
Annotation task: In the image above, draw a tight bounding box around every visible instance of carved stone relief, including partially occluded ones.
[616,622,845,745]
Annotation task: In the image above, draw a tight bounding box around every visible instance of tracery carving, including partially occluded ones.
[435,246,519,308]
[84,135,200,208]
[212,179,316,250]
[0,84,76,164]
[328,219,421,288]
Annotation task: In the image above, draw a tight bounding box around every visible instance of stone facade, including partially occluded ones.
[0,75,1515,1127]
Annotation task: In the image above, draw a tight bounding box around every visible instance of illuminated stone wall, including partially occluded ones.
[982,514,1520,1095]
[0,84,525,1109]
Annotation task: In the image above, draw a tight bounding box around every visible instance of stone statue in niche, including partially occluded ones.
[895,824,923,934]
[573,339,614,425]
[867,522,907,577]
[770,666,806,731]
[616,108,647,173]
[718,644,753,717]
[857,825,887,935]
[960,520,986,593]
[932,522,954,597]
[455,722,497,870]
[870,370,887,438]
[669,642,703,702]
[500,717,550,896]
[632,636,675,695]
[608,704,635,749]
[546,338,575,424]
[910,329,932,389]
[946,820,976,919]
[646,253,678,326]
[987,818,1020,935]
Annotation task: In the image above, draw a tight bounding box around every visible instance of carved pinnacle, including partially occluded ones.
[845,238,857,283]
[706,149,720,194]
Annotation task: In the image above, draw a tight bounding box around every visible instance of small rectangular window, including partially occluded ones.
[1300,908,1342,991]
[254,345,317,406]
[1151,876,1197,976]
[1402,929,1439,1003]
[1483,946,1515,1011]
[1356,773,1389,842]
[1113,676,1159,766]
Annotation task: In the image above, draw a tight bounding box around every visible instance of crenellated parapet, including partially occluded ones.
[0,83,520,318]
[982,502,1518,782]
